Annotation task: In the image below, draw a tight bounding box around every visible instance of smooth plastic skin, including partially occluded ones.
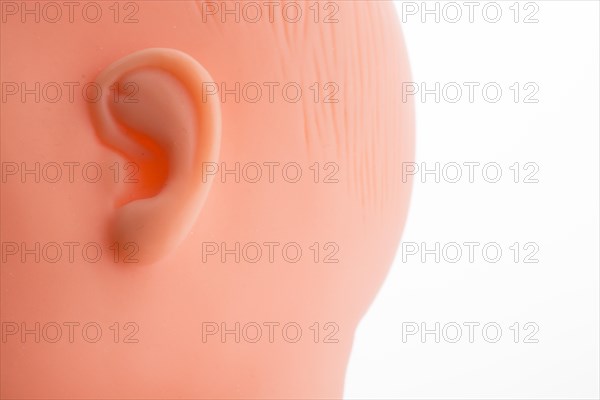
[0,1,414,399]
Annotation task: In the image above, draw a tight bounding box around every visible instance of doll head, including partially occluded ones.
[1,1,413,398]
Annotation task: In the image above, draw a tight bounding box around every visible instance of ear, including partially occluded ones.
[89,48,221,265]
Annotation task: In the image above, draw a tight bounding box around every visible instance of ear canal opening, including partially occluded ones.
[106,116,170,208]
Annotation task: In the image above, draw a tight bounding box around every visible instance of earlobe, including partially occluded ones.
[89,48,221,265]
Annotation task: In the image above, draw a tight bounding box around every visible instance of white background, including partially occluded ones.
[346,1,600,398]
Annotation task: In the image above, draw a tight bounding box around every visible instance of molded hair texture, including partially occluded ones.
[197,0,414,214]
